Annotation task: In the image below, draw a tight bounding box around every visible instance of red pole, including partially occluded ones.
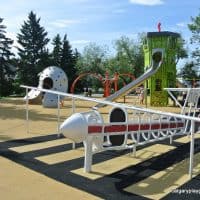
[104,71,110,97]
[114,72,119,92]
[157,22,161,32]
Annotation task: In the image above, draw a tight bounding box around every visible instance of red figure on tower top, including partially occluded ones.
[157,22,161,32]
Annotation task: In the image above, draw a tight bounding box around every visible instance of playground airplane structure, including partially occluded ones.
[20,31,200,181]
[21,83,200,180]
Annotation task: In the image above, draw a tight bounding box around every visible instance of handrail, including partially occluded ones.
[21,85,200,122]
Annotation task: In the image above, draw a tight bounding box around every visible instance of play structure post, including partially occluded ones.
[25,87,29,134]
[144,84,148,108]
[189,120,195,179]
[104,71,110,97]
[84,136,93,172]
[157,22,161,32]
[72,97,76,113]
[114,72,119,92]
[143,31,180,106]
[57,94,61,136]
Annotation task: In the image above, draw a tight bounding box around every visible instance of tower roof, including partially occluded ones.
[147,31,180,38]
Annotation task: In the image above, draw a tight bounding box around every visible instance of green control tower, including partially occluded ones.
[143,31,180,106]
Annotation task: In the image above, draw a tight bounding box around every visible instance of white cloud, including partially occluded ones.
[71,40,90,45]
[71,40,90,52]
[176,22,187,28]
[50,19,85,28]
[63,0,90,3]
[129,0,164,6]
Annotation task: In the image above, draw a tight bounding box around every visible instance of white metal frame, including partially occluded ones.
[78,109,185,172]
[21,85,200,179]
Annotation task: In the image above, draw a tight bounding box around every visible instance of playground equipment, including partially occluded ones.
[60,108,185,172]
[70,71,135,97]
[70,73,102,94]
[95,48,163,108]
[21,85,200,180]
[24,66,68,107]
[95,31,180,108]
[144,31,180,106]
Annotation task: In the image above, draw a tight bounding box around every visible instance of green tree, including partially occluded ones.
[176,36,188,65]
[74,48,80,64]
[178,61,199,86]
[0,17,14,96]
[17,11,50,86]
[76,43,108,74]
[188,10,200,64]
[75,43,108,92]
[51,34,62,66]
[108,35,144,78]
[60,34,77,91]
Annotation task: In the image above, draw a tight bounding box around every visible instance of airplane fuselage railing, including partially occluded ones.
[83,111,186,172]
[87,113,185,153]
[80,109,188,173]
[21,85,200,179]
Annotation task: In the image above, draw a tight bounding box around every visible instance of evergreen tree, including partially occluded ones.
[74,48,80,64]
[188,10,200,64]
[60,34,77,91]
[51,34,62,66]
[0,17,14,96]
[17,11,50,86]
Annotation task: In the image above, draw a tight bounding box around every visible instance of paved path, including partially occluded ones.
[1,98,200,199]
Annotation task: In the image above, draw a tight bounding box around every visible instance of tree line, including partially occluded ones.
[0,10,200,97]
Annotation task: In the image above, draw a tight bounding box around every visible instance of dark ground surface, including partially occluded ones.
[1,133,200,200]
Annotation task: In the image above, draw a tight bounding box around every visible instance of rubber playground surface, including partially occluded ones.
[1,97,200,200]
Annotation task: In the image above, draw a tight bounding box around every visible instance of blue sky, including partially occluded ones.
[0,0,200,56]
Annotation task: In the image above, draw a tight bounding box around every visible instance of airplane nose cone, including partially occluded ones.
[60,113,88,143]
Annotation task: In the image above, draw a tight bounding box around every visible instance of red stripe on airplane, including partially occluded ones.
[128,124,140,131]
[104,125,127,133]
[88,126,103,133]
[88,122,184,134]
